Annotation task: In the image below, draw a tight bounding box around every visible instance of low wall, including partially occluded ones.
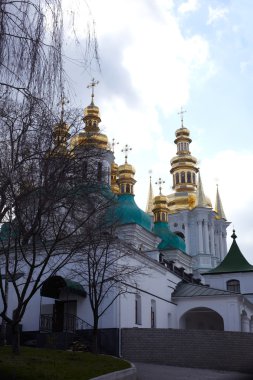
[121,328,253,373]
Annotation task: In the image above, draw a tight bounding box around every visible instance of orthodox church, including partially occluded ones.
[1,82,253,350]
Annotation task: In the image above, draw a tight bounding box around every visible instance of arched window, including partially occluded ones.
[161,212,166,222]
[82,161,87,179]
[181,171,185,183]
[187,171,191,183]
[151,300,156,328]
[97,162,102,181]
[176,173,179,184]
[135,294,142,325]
[126,184,130,193]
[193,173,196,184]
[227,280,240,293]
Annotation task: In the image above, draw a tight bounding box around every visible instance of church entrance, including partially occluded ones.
[179,307,224,331]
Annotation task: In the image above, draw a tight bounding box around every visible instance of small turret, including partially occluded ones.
[215,185,226,220]
[145,173,154,215]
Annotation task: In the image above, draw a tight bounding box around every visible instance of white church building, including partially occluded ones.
[1,86,253,349]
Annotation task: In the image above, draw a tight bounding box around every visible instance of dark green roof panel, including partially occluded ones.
[204,231,253,275]
[111,194,152,231]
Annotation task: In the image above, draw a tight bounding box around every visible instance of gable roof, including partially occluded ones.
[203,230,253,275]
[172,281,234,298]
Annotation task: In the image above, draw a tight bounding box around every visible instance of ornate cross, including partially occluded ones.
[87,78,99,103]
[111,138,119,153]
[178,107,186,128]
[121,144,132,164]
[155,177,165,195]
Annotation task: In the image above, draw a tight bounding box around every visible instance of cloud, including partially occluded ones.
[178,0,199,14]
[207,6,229,25]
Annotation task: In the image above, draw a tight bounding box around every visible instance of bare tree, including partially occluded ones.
[0,0,104,354]
[0,104,114,354]
[72,220,145,354]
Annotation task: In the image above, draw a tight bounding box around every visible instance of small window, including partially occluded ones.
[227,279,240,293]
[193,173,196,184]
[151,299,156,328]
[126,184,130,193]
[97,162,102,181]
[187,171,191,183]
[176,173,179,184]
[82,161,87,179]
[135,294,142,325]
[181,172,185,183]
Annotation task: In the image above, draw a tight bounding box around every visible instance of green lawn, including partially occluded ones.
[0,346,131,380]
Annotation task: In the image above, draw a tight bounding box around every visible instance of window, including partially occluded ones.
[97,162,102,181]
[135,294,142,325]
[227,279,240,293]
[181,171,185,183]
[187,171,191,183]
[126,184,130,193]
[82,161,87,179]
[176,173,179,184]
[193,173,196,184]
[151,300,156,328]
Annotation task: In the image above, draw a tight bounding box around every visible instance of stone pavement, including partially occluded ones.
[134,363,253,380]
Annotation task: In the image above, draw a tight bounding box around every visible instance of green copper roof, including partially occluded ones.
[112,193,152,231]
[153,221,186,252]
[41,276,87,298]
[204,230,253,275]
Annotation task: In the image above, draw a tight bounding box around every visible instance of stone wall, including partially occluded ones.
[121,328,253,373]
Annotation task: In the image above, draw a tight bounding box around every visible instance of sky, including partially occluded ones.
[61,0,253,262]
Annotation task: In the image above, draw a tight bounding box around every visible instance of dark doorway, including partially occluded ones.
[52,301,64,332]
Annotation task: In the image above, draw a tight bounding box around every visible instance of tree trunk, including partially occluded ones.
[11,324,20,355]
[92,316,99,354]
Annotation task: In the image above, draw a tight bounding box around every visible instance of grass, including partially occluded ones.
[0,346,131,380]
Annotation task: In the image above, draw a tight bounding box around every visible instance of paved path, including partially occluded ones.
[134,363,253,380]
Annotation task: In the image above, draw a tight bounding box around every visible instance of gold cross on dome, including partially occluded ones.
[121,144,132,164]
[111,138,119,153]
[87,78,99,103]
[155,177,165,195]
[178,106,187,128]
[57,95,69,122]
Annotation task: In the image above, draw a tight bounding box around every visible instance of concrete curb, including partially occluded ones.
[90,363,137,380]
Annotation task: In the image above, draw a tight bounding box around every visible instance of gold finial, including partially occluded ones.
[155,177,165,195]
[149,169,152,181]
[121,144,132,164]
[57,95,69,122]
[178,106,186,128]
[87,78,99,104]
[111,138,119,153]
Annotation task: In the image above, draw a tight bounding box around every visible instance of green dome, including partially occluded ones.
[153,221,186,252]
[112,194,152,231]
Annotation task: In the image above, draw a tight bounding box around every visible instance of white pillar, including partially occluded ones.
[203,220,210,255]
[197,221,204,254]
[219,231,223,261]
[210,222,215,256]
[241,311,250,332]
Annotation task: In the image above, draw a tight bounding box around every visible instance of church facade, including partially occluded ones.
[1,86,253,349]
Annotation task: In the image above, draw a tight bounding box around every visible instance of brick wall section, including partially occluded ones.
[121,328,253,373]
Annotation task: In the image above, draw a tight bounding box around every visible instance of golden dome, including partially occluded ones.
[51,121,70,156]
[153,194,169,223]
[118,163,136,195]
[167,192,197,214]
[118,163,135,176]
